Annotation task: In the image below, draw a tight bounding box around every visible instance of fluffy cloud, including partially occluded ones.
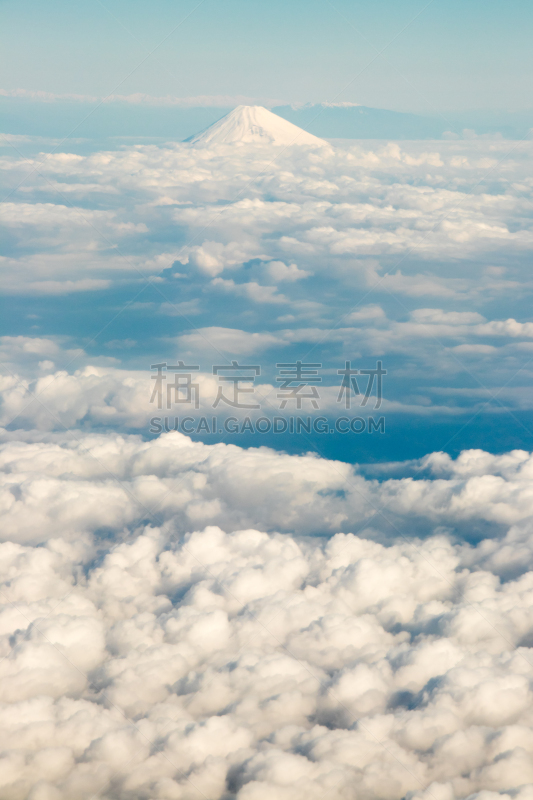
[4,137,533,297]
[176,327,286,357]
[181,241,265,278]
[4,115,533,800]
[2,430,533,552]
[2,327,533,436]
[3,135,533,422]
[212,278,290,304]
[266,261,311,282]
[0,431,533,798]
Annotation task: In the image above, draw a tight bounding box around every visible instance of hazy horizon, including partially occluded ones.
[2,0,533,114]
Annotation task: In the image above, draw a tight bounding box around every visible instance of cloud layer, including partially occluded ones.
[2,126,533,800]
[2,134,533,426]
[0,430,533,798]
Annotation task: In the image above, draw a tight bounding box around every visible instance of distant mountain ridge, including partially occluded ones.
[272,103,445,140]
[1,96,532,144]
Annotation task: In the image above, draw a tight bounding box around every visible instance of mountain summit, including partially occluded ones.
[186,105,328,147]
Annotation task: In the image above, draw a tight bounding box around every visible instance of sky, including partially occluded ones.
[3,4,533,799]
[1,0,533,113]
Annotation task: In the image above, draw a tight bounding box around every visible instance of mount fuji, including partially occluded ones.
[185,105,328,147]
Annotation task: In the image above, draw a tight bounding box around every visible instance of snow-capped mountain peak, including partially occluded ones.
[186,105,328,147]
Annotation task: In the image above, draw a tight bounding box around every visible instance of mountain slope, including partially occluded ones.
[186,105,328,146]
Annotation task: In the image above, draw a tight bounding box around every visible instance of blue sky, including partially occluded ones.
[2,0,533,112]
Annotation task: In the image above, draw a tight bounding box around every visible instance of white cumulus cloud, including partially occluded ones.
[0,432,532,797]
